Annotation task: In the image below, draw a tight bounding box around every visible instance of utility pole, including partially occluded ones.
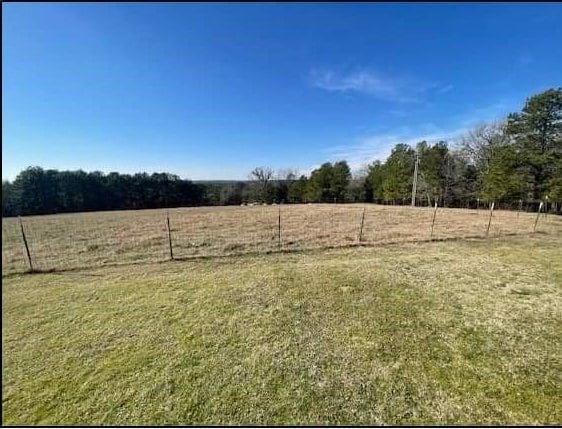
[411,151,419,206]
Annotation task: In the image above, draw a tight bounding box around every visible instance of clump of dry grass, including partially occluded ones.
[2,204,560,275]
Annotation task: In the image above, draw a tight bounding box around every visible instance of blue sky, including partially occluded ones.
[3,3,562,180]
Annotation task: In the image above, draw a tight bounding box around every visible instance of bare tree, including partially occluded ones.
[249,167,274,202]
[276,168,298,181]
[250,166,274,184]
[353,164,370,180]
[458,121,509,170]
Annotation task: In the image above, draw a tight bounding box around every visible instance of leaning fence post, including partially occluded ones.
[533,201,544,232]
[357,207,366,243]
[277,206,281,249]
[486,202,495,237]
[18,216,33,272]
[166,211,174,260]
[430,202,438,240]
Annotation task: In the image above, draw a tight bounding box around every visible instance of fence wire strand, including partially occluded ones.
[2,204,560,275]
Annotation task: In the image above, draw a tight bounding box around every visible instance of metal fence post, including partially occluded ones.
[533,201,544,232]
[18,216,33,272]
[166,211,174,260]
[430,202,438,240]
[358,207,366,243]
[486,202,495,237]
[277,206,281,249]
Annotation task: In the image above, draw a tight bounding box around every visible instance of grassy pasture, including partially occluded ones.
[2,232,561,425]
[2,203,560,275]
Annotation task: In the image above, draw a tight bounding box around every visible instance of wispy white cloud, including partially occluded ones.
[323,100,516,174]
[310,69,401,99]
[436,84,454,94]
[455,101,512,128]
[326,126,468,174]
[309,68,452,103]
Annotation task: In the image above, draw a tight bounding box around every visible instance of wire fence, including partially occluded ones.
[2,203,560,276]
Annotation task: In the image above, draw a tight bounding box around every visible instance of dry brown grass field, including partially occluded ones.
[2,203,561,275]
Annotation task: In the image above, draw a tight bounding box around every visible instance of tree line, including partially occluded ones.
[2,88,561,217]
[2,171,205,216]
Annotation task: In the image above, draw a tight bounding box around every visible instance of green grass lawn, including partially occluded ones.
[2,233,561,425]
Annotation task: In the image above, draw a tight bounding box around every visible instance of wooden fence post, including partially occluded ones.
[358,207,366,243]
[533,201,544,232]
[486,202,495,237]
[430,202,438,240]
[166,211,174,260]
[18,216,33,272]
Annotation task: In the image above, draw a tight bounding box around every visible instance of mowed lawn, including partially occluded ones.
[2,233,561,425]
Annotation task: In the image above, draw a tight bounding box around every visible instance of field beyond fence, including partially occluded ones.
[2,203,561,275]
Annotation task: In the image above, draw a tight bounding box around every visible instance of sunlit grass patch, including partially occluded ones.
[2,233,561,425]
